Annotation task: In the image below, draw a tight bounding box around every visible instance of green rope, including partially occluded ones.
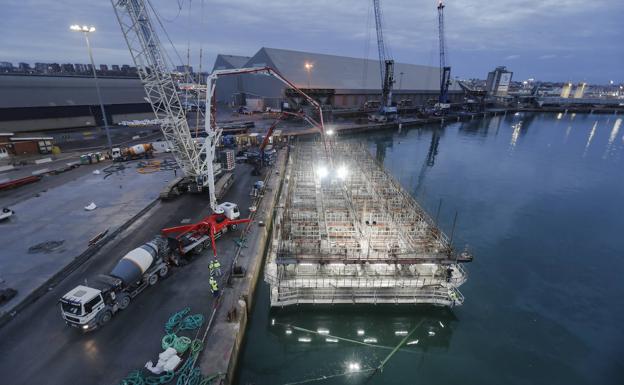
[162,334,177,350]
[174,336,192,355]
[376,320,423,371]
[165,307,191,334]
[179,314,204,331]
[121,370,145,385]
[144,371,174,385]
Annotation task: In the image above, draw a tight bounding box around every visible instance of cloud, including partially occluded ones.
[539,54,557,60]
[0,0,622,83]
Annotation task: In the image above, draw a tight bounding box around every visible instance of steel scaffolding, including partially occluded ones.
[265,140,472,306]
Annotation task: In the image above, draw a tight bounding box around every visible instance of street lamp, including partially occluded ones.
[304,62,313,89]
[70,24,113,154]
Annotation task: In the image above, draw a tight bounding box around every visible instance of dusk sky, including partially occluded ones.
[1,0,622,84]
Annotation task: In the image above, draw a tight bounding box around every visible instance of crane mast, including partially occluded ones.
[437,0,451,104]
[111,0,219,206]
[372,0,395,113]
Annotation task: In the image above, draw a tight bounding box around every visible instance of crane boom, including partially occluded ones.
[372,0,396,118]
[437,0,451,104]
[111,0,216,199]
[373,0,388,86]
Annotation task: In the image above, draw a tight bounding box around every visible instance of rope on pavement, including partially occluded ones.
[119,308,220,385]
[179,314,204,331]
[165,307,190,334]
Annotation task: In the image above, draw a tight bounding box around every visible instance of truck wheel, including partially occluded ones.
[119,294,131,310]
[193,243,204,255]
[148,274,158,286]
[229,224,238,231]
[99,310,112,326]
[159,266,169,278]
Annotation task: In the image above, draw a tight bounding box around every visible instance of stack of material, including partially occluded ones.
[145,347,182,374]
[223,150,235,171]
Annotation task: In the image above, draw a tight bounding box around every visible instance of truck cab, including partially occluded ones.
[59,285,106,331]
[216,202,240,220]
[111,147,122,161]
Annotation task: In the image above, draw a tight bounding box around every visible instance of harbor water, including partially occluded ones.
[236,112,624,385]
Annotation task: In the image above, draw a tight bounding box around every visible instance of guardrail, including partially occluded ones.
[274,286,464,306]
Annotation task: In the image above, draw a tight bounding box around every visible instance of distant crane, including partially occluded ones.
[437,0,452,107]
[369,0,397,123]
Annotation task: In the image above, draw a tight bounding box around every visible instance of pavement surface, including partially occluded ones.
[0,156,173,318]
[0,162,257,385]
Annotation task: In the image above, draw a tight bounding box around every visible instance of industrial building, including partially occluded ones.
[212,47,463,110]
[0,132,54,157]
[0,74,151,133]
[486,66,513,96]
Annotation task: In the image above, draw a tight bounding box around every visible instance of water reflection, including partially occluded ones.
[564,125,572,143]
[509,121,523,149]
[603,118,622,159]
[267,305,457,354]
[583,121,598,157]
[459,114,493,136]
[414,128,443,195]
[373,136,394,164]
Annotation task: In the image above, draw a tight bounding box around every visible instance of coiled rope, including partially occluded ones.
[165,307,190,334]
[119,308,221,385]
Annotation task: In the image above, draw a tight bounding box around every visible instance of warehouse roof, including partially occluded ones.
[212,54,251,71]
[240,47,460,92]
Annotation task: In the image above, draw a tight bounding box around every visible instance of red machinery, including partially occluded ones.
[161,209,251,258]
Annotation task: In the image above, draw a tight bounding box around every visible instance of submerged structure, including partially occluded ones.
[265,140,472,306]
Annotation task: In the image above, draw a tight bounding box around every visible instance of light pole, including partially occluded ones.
[70,24,113,155]
[304,62,313,89]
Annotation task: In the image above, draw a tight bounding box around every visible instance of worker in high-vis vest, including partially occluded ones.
[209,276,219,298]
[209,259,222,276]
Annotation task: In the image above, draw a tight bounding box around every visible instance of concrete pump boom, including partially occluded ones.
[205,66,330,162]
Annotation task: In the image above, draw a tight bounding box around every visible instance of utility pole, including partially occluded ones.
[71,25,113,154]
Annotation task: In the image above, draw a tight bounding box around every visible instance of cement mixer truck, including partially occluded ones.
[112,143,154,162]
[59,237,171,331]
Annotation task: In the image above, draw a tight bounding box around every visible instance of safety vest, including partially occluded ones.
[213,260,221,269]
[209,261,215,270]
[209,278,218,291]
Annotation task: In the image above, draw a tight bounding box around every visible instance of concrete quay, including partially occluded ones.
[199,148,288,384]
